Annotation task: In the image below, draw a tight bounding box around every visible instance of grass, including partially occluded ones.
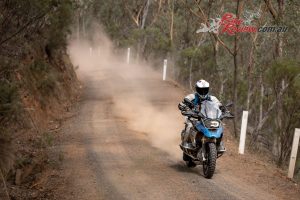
[38,131,54,148]
[42,132,54,147]
[34,131,54,149]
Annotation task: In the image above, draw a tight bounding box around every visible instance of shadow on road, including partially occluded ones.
[169,162,202,176]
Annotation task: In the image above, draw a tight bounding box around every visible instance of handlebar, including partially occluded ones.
[182,110,234,120]
[182,110,199,118]
[180,100,234,120]
[220,111,235,120]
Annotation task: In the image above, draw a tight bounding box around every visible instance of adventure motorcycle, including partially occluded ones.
[180,99,234,179]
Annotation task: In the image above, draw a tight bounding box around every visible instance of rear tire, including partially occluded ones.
[203,143,217,179]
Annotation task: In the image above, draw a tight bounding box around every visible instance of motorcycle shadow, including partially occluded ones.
[169,161,220,177]
[169,161,203,177]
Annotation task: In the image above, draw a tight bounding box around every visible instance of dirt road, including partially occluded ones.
[53,42,299,200]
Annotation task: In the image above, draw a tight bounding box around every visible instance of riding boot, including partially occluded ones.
[182,129,195,148]
[217,141,226,153]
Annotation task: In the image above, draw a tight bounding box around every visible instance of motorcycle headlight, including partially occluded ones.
[204,120,220,128]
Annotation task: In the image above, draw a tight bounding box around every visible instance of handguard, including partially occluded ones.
[182,110,200,119]
[183,98,194,109]
[220,111,234,119]
[178,102,187,111]
[219,105,226,113]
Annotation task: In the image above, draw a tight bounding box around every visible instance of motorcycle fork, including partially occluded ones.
[201,137,217,162]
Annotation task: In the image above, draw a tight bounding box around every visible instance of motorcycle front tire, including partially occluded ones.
[203,143,217,179]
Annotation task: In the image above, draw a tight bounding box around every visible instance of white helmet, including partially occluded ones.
[195,79,209,99]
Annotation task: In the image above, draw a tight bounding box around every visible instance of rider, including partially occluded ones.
[178,79,226,153]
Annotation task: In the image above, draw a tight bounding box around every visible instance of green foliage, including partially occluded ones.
[30,59,50,73]
[42,132,54,148]
[46,0,74,51]
[144,27,171,56]
[176,45,216,88]
[0,0,77,181]
[180,47,201,59]
[29,59,57,95]
[237,79,248,106]
[91,0,124,38]
[33,131,54,149]
[37,74,56,95]
[267,59,300,88]
[0,81,18,119]
[265,59,300,165]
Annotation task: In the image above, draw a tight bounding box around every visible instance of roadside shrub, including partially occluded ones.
[0,129,14,175]
[0,81,18,121]
[30,59,49,73]
[34,131,54,148]
[0,81,18,176]
[29,59,58,96]
[37,74,57,95]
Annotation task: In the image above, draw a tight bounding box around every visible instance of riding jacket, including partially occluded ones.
[178,93,222,113]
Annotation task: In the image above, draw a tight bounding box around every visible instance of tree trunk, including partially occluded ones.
[232,0,243,137]
[246,33,258,111]
[274,0,285,165]
[259,70,264,124]
[213,40,224,98]
[170,0,174,44]
[141,0,150,29]
[137,0,151,62]
[251,82,289,143]
[233,53,238,138]
[77,11,80,41]
[189,58,193,91]
[82,13,86,39]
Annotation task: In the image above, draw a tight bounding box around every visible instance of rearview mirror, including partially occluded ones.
[184,98,194,107]
[225,102,233,107]
[198,112,205,118]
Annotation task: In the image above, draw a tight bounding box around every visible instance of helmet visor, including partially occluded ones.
[196,87,209,96]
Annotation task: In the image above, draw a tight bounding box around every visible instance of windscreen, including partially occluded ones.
[200,100,221,119]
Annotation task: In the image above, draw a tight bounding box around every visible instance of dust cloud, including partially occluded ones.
[67,30,183,159]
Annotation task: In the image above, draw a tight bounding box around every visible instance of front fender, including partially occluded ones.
[195,123,223,139]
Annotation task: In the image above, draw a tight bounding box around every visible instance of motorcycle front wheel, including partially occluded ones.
[203,143,217,179]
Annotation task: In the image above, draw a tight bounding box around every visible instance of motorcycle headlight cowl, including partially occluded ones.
[204,120,220,128]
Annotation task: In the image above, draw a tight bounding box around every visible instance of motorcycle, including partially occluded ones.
[179,99,234,179]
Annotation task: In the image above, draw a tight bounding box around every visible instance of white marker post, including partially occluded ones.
[239,111,249,154]
[288,128,300,179]
[163,59,167,81]
[127,48,130,64]
[89,47,92,56]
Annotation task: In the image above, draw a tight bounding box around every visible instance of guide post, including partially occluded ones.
[239,111,249,154]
